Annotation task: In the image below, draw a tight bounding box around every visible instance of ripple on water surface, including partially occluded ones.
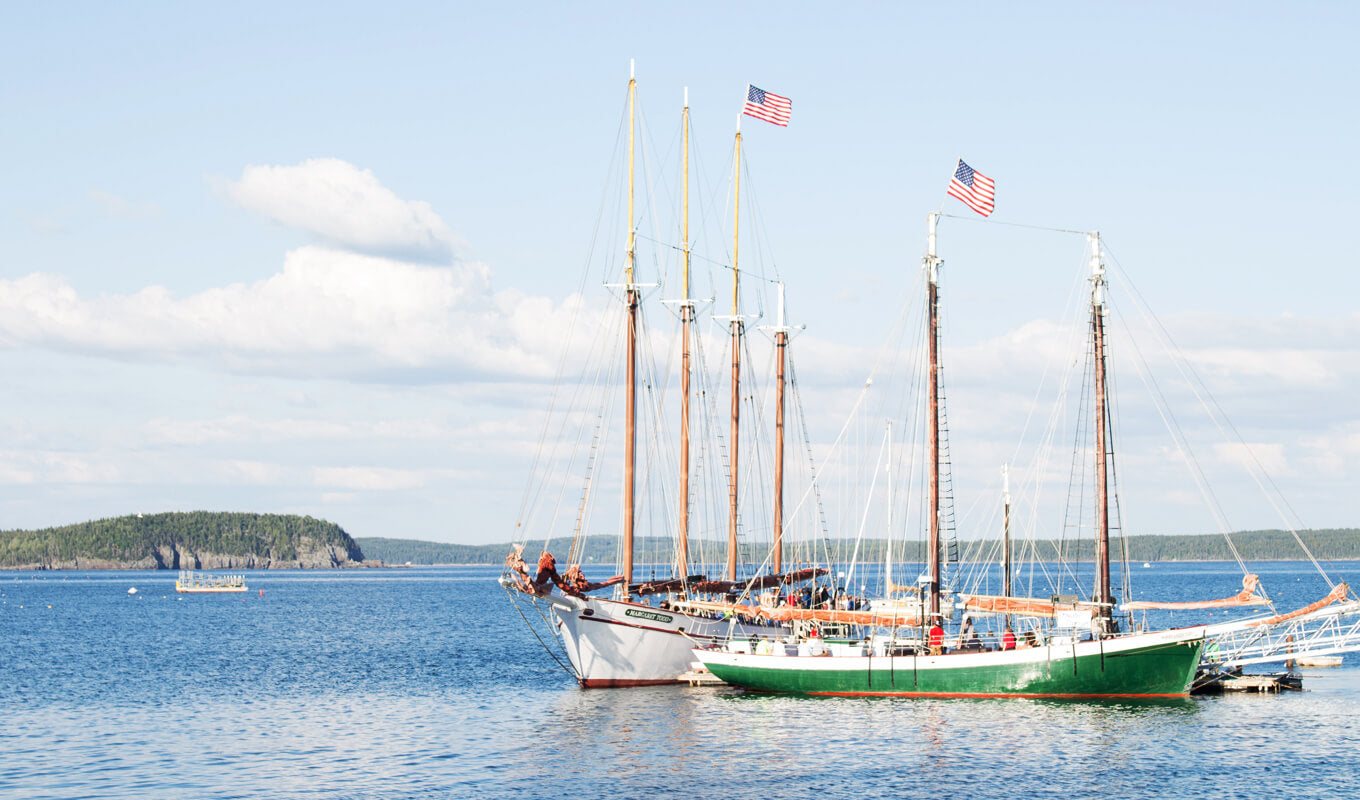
[2,565,1360,799]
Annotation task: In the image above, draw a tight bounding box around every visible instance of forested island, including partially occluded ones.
[356,528,1360,567]
[0,512,372,570]
[4,517,1352,571]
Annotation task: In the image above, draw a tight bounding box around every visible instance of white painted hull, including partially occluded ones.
[550,593,777,687]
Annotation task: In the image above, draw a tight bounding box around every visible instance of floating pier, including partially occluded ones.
[680,663,727,687]
[1192,670,1302,694]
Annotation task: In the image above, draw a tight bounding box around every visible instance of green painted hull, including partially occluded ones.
[699,628,1205,698]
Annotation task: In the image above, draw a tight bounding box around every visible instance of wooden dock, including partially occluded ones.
[1193,671,1302,694]
[679,665,727,687]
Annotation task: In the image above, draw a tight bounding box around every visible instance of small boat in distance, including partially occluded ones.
[175,569,247,594]
[1297,655,1343,667]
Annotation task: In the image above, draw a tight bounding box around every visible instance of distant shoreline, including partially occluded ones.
[353,530,1360,568]
[5,522,1356,570]
[4,556,1358,572]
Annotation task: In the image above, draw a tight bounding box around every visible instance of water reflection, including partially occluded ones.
[5,566,1360,800]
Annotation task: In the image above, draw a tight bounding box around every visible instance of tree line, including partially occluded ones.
[356,529,1360,567]
[0,512,363,567]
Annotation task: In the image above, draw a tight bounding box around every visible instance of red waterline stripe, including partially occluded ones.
[580,677,683,688]
[805,690,1186,699]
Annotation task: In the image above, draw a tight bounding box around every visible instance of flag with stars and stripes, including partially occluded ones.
[742,85,792,127]
[946,159,995,217]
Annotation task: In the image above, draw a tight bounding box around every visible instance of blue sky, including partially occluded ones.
[1,2,1356,547]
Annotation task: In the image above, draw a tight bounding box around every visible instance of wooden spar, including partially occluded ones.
[773,284,787,574]
[926,212,942,621]
[1089,232,1115,634]
[677,89,691,579]
[1003,464,1012,630]
[727,128,742,582]
[622,62,637,596]
[885,421,893,594]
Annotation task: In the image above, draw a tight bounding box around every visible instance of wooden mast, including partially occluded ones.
[1002,463,1012,630]
[885,421,893,592]
[1089,231,1116,635]
[772,284,787,574]
[622,61,638,597]
[677,88,692,580]
[726,127,743,582]
[925,211,942,621]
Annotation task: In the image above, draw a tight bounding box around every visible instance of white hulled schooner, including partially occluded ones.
[500,65,820,686]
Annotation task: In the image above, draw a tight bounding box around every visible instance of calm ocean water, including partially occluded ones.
[4,562,1360,799]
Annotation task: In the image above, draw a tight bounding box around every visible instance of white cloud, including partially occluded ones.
[0,450,123,485]
[142,414,453,446]
[1211,441,1289,476]
[313,466,431,491]
[215,459,286,485]
[23,213,70,234]
[0,246,587,382]
[89,189,159,219]
[1299,421,1360,477]
[223,158,457,261]
[1186,347,1345,388]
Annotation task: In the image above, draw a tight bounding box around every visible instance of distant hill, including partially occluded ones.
[0,512,370,570]
[12,519,1350,571]
[354,536,685,566]
[356,529,1360,566]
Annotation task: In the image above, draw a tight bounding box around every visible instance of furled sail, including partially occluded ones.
[674,599,920,627]
[690,567,829,596]
[1247,582,1349,627]
[957,594,1069,619]
[1123,573,1272,611]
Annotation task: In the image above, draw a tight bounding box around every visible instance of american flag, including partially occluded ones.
[946,159,995,217]
[742,85,792,127]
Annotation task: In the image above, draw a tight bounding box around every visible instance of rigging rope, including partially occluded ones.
[1104,246,1334,587]
[499,583,578,680]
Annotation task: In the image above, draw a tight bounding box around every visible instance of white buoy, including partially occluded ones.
[127,587,137,594]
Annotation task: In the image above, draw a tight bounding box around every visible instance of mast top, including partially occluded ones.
[1088,231,1105,307]
[630,58,635,79]
[1002,464,1010,504]
[759,281,802,334]
[926,211,943,284]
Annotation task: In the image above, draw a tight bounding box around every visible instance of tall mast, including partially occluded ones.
[622,60,638,596]
[1089,231,1116,635]
[925,211,942,621]
[772,283,787,574]
[1002,464,1012,629]
[885,421,893,592]
[726,127,743,581]
[677,87,692,580]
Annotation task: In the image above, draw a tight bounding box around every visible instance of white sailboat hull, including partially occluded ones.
[549,593,776,687]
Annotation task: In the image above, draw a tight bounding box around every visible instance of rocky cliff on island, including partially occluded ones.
[0,511,379,570]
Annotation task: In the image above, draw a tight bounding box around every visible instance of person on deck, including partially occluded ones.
[958,616,980,650]
[928,619,946,655]
[1002,626,1016,651]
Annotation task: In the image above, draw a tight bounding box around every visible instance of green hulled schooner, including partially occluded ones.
[693,215,1206,698]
